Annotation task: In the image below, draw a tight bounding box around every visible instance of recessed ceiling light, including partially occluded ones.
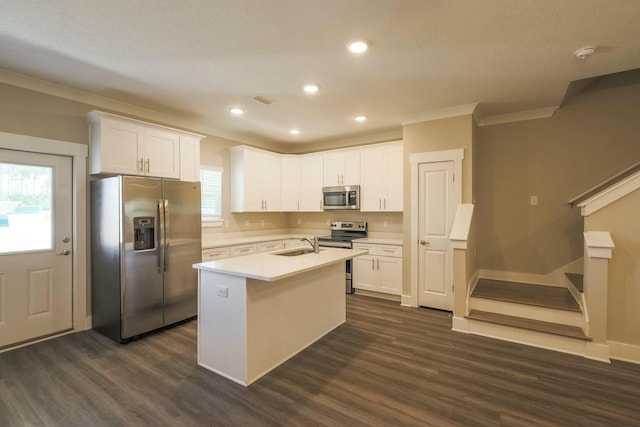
[290,129,301,135]
[347,40,368,54]
[303,84,319,94]
[229,107,245,115]
[354,115,367,122]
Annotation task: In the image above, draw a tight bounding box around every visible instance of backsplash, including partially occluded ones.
[287,211,403,236]
[202,211,403,243]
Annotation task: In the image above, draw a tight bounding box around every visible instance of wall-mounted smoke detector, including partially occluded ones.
[575,46,596,60]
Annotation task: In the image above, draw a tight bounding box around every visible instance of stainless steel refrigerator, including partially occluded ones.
[91,176,201,342]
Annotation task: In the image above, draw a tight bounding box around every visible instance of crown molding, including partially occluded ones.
[400,102,479,126]
[0,68,265,145]
[477,106,558,126]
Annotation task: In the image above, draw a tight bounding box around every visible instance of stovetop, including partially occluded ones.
[318,221,367,243]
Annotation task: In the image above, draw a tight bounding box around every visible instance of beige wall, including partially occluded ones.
[585,189,640,346]
[0,83,91,144]
[402,114,475,295]
[477,79,640,275]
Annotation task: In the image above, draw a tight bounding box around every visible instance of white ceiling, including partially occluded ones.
[1,0,639,145]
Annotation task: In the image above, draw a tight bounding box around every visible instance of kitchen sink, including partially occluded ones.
[272,248,323,256]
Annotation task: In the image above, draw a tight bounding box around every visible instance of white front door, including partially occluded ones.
[417,161,454,310]
[0,149,73,348]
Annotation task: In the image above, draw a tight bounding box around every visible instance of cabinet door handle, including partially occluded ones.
[384,198,387,209]
[139,158,144,173]
[377,258,380,270]
[371,258,374,269]
[379,199,382,209]
[145,159,150,174]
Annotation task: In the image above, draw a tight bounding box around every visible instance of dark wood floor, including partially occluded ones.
[473,279,581,312]
[1,295,639,426]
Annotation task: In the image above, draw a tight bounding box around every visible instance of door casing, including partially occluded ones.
[0,131,88,351]
[405,149,463,308]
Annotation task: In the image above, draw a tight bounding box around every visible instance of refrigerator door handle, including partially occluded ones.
[163,199,170,272]
[158,199,166,273]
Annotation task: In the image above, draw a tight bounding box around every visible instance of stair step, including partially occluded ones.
[565,272,584,293]
[466,310,591,341]
[472,279,581,312]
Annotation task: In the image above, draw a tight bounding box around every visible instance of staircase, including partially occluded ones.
[465,278,591,354]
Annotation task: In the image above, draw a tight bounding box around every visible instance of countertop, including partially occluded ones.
[202,234,310,249]
[193,247,368,282]
[353,237,403,245]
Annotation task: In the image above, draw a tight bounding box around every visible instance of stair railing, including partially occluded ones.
[569,160,640,208]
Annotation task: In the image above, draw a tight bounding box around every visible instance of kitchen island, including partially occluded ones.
[193,247,367,386]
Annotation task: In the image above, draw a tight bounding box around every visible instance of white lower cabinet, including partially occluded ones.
[229,244,258,257]
[353,243,402,295]
[257,240,284,253]
[202,247,230,262]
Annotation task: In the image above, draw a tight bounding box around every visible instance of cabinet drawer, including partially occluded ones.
[258,240,285,253]
[230,244,257,257]
[202,248,230,261]
[353,243,375,253]
[377,245,402,258]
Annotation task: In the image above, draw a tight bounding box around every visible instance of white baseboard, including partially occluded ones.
[608,340,640,365]
[466,318,588,359]
[451,316,469,333]
[401,294,416,307]
[355,289,401,302]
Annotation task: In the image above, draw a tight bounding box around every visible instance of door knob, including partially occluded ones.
[62,237,70,243]
[57,249,71,255]
[420,240,430,246]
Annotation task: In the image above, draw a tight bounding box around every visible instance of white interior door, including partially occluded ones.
[0,149,73,348]
[418,161,454,310]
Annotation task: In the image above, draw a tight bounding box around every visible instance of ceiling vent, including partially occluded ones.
[251,94,276,105]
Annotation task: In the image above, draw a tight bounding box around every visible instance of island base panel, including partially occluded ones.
[197,262,346,386]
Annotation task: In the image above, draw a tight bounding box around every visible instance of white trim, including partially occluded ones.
[584,231,615,259]
[0,131,89,336]
[449,203,474,249]
[401,103,478,126]
[409,148,464,165]
[409,149,463,308]
[578,171,640,216]
[451,316,469,333]
[465,318,595,360]
[479,257,584,287]
[608,340,640,365]
[477,106,559,126]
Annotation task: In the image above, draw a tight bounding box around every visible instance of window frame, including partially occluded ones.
[200,165,223,228]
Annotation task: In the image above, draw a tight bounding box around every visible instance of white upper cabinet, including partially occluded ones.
[231,146,281,212]
[323,149,360,186]
[299,154,324,211]
[87,111,203,181]
[280,153,323,212]
[179,134,201,182]
[144,126,180,179]
[360,141,403,212]
[281,155,301,211]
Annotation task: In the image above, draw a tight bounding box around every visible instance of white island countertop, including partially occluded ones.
[193,247,367,282]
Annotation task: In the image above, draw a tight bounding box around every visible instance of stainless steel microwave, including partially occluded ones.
[322,185,360,210]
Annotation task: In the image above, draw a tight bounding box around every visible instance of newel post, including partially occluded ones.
[583,231,614,362]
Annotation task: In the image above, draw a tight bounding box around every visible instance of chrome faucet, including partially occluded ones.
[300,235,320,254]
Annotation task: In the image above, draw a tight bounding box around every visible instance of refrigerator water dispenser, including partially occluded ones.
[133,216,155,250]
